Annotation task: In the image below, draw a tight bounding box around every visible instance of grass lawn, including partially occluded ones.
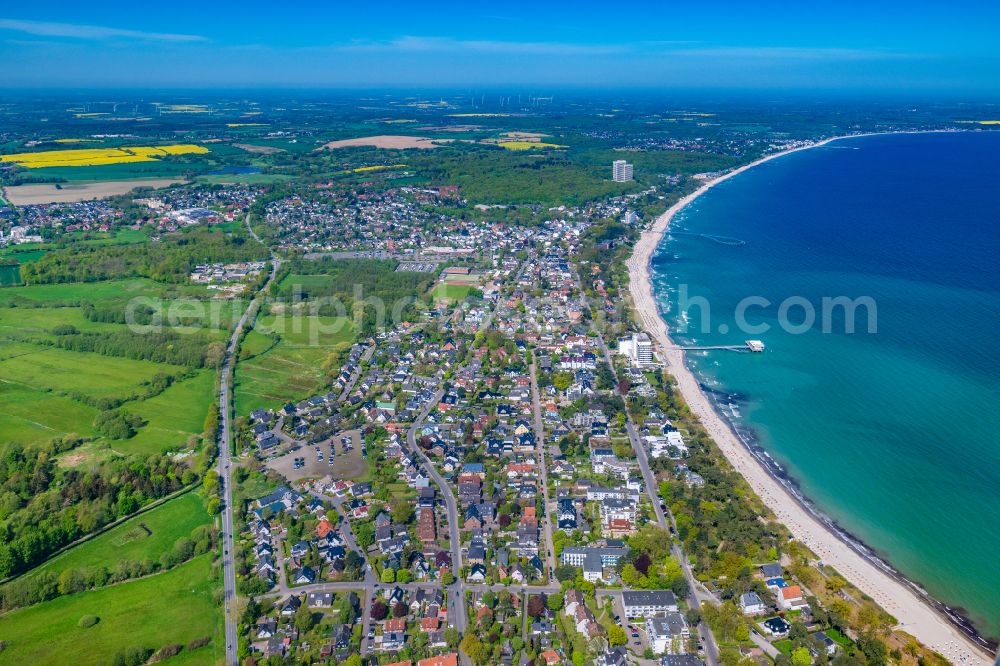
[234,314,353,415]
[824,628,852,647]
[774,639,793,655]
[0,555,223,665]
[20,492,209,582]
[123,370,215,455]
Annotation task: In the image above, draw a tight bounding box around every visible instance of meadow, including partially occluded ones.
[0,555,222,666]
[20,492,209,582]
[234,313,354,415]
[0,278,209,307]
[0,279,223,451]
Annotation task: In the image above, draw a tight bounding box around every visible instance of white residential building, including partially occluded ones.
[617,332,653,366]
[646,613,690,655]
[612,160,634,182]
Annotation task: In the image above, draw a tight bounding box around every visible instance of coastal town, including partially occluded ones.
[0,88,994,666]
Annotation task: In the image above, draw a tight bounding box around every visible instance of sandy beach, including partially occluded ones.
[625,134,993,665]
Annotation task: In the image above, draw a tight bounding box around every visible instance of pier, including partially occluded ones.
[670,340,766,353]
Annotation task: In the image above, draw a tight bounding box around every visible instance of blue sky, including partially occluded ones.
[1,1,998,92]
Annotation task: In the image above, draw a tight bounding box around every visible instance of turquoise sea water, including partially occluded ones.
[651,132,1000,638]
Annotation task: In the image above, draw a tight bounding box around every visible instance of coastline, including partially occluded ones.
[625,131,994,665]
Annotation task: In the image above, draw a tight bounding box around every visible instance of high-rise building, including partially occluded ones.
[624,210,640,225]
[617,331,654,366]
[612,159,633,182]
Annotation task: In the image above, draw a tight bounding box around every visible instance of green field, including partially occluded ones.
[0,382,99,444]
[0,278,208,306]
[23,160,202,182]
[123,370,215,454]
[431,282,476,302]
[0,555,222,665]
[0,277,224,450]
[234,314,354,415]
[0,265,20,286]
[0,341,214,451]
[22,492,209,582]
[0,342,187,400]
[196,173,293,185]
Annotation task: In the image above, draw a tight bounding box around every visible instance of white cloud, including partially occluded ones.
[337,36,627,56]
[0,18,205,42]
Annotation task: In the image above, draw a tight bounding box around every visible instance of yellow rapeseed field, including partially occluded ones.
[496,141,566,151]
[350,164,408,173]
[0,144,209,168]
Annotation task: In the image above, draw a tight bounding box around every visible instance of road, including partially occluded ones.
[406,387,466,633]
[571,265,721,666]
[337,342,376,403]
[528,360,557,580]
[219,217,280,665]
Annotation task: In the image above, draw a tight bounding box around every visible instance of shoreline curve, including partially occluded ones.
[625,129,995,665]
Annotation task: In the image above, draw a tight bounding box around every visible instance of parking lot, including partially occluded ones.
[265,429,367,481]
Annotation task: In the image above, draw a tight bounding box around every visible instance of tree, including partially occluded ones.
[391,500,415,524]
[381,568,396,584]
[554,565,577,582]
[792,647,812,666]
[371,600,388,621]
[461,633,490,666]
[552,372,573,392]
[294,604,315,633]
[621,563,639,587]
[354,521,374,549]
[396,568,411,583]
[393,601,408,618]
[444,627,460,648]
[546,595,563,612]
[607,624,627,647]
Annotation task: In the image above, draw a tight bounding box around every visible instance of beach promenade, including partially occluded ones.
[625,136,992,666]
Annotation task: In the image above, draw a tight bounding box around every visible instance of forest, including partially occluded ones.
[0,442,195,580]
[19,227,268,284]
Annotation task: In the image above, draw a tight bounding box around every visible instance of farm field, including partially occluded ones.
[19,492,209,583]
[0,555,223,666]
[2,179,185,205]
[0,144,208,168]
[321,135,448,150]
[234,314,354,415]
[496,141,567,150]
